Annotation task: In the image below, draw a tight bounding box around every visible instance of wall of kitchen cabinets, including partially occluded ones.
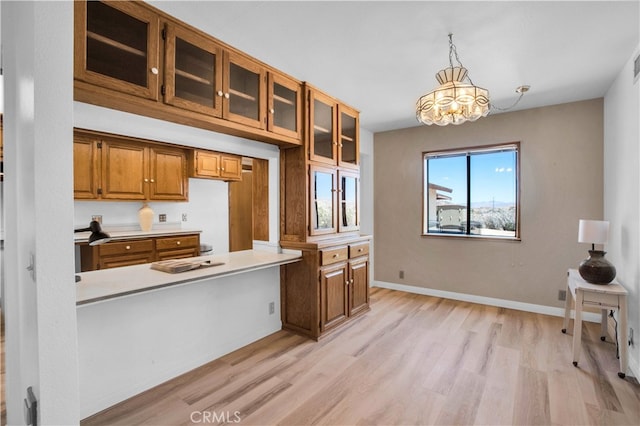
[74,0,303,147]
[73,0,368,341]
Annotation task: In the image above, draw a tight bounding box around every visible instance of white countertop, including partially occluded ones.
[76,249,302,306]
[74,227,202,243]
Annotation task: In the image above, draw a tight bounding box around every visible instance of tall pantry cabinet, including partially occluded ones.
[280,84,370,340]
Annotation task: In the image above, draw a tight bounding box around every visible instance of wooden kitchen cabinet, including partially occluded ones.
[73,134,100,199]
[79,233,201,271]
[307,84,359,168]
[74,0,303,147]
[74,129,188,201]
[308,166,360,237]
[268,71,303,140]
[74,0,160,101]
[188,150,242,181]
[280,237,370,340]
[155,234,200,260]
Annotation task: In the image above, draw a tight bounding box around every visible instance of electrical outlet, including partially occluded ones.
[182,213,188,222]
[269,302,275,315]
[399,270,404,279]
[159,214,167,223]
[91,215,102,224]
[558,290,566,301]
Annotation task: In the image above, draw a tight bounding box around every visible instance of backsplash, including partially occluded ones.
[74,178,230,253]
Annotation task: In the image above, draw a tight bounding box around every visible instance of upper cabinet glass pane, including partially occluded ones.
[229,63,260,121]
[273,83,297,132]
[313,99,334,160]
[313,170,334,231]
[340,112,357,165]
[174,37,216,108]
[340,174,358,229]
[86,1,148,87]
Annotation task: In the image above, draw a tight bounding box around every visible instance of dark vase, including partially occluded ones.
[578,250,616,284]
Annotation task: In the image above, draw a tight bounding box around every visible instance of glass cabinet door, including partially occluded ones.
[339,105,359,168]
[224,52,266,129]
[339,171,359,232]
[164,24,223,116]
[268,72,302,140]
[310,165,336,235]
[309,90,337,165]
[76,1,160,100]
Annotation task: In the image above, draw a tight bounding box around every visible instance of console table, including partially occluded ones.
[562,268,628,378]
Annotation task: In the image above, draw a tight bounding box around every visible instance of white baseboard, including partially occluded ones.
[372,280,601,323]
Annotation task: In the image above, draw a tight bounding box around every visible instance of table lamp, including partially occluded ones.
[578,219,616,284]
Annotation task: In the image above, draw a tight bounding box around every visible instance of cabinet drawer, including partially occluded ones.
[320,247,348,266]
[156,247,200,261]
[156,235,199,250]
[99,239,154,256]
[349,242,369,258]
[582,291,620,308]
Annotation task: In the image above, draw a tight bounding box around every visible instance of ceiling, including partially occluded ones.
[149,1,640,133]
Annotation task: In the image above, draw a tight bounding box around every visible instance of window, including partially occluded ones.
[423,143,520,239]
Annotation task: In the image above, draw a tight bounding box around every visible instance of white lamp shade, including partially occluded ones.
[578,219,609,244]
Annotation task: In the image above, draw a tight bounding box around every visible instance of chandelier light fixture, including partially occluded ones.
[416,34,528,126]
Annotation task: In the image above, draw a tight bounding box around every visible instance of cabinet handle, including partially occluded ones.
[150,67,159,75]
[217,90,224,97]
[224,93,230,99]
[221,168,225,171]
[333,254,339,258]
[144,178,149,183]
[345,280,349,286]
[125,245,131,250]
[176,241,181,245]
[351,279,354,285]
[269,108,275,114]
[150,179,155,183]
[358,248,363,252]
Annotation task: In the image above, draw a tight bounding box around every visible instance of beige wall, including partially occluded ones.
[373,99,604,308]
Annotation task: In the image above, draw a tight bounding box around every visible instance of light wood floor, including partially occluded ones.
[82,287,640,425]
[1,307,5,425]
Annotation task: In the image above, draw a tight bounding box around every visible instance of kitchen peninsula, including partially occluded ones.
[76,248,301,418]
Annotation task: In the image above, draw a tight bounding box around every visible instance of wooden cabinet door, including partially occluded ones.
[308,89,338,165]
[101,141,148,200]
[338,104,359,168]
[149,146,188,200]
[74,134,100,199]
[220,155,242,181]
[267,71,302,140]
[191,150,221,178]
[309,165,337,236]
[224,51,267,129]
[349,257,369,316]
[320,262,349,332]
[338,170,359,233]
[74,0,160,100]
[163,22,224,117]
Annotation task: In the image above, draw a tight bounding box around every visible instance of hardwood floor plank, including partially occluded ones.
[473,345,520,425]
[512,366,551,425]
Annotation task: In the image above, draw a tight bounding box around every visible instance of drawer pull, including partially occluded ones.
[176,241,181,245]
[358,248,363,252]
[125,245,131,250]
[345,280,349,286]
[333,254,339,258]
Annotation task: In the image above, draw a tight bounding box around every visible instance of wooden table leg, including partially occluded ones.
[618,296,628,378]
[562,284,572,333]
[600,309,608,341]
[572,289,583,367]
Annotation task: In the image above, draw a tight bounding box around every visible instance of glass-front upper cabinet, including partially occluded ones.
[310,165,337,236]
[224,52,266,130]
[75,1,160,100]
[267,72,302,141]
[338,105,359,169]
[309,89,338,165]
[163,23,223,116]
[338,171,359,232]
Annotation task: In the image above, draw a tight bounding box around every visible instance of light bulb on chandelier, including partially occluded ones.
[416,34,530,126]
